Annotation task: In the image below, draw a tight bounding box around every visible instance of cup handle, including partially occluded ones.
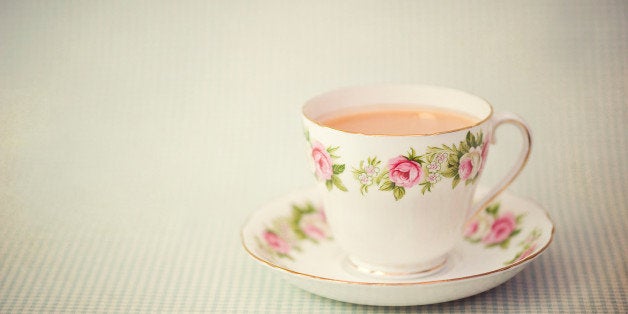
[466,112,533,221]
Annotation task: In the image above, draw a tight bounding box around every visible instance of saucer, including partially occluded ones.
[241,187,554,306]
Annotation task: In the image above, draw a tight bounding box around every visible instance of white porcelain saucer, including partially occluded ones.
[241,186,554,306]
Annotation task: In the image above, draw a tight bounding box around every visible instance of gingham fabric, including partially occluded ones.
[1,1,625,312]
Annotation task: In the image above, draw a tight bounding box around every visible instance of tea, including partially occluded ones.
[319,105,479,135]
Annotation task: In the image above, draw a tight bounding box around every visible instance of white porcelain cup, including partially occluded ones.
[302,85,532,277]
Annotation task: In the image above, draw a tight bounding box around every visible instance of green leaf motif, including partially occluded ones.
[408,147,417,159]
[327,145,340,159]
[504,228,542,264]
[393,186,405,200]
[367,156,381,166]
[304,129,310,142]
[360,185,368,195]
[352,169,362,179]
[374,170,388,185]
[466,131,480,148]
[298,202,316,215]
[441,166,457,178]
[290,203,315,240]
[348,130,486,198]
[379,180,395,191]
[486,203,500,216]
[460,141,470,153]
[510,229,521,238]
[451,176,461,189]
[447,153,459,164]
[420,182,431,195]
[325,180,333,191]
[404,148,422,163]
[292,224,307,240]
[499,239,511,249]
[331,175,348,191]
[332,164,345,175]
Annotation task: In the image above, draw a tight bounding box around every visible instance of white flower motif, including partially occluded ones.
[428,162,441,172]
[436,152,448,163]
[427,173,442,183]
[359,173,372,185]
[365,165,379,176]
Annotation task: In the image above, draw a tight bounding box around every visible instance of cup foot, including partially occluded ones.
[345,255,448,279]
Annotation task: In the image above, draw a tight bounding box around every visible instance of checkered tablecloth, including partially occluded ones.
[1,1,626,312]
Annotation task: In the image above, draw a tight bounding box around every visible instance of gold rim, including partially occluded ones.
[465,117,533,223]
[302,84,495,137]
[240,196,555,287]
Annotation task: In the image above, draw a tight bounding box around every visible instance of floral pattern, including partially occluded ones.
[377,148,424,200]
[305,130,347,192]
[352,157,383,195]
[352,130,487,200]
[304,129,487,199]
[254,199,545,266]
[463,202,544,264]
[256,202,331,260]
[505,228,542,265]
[422,130,487,192]
[464,202,524,249]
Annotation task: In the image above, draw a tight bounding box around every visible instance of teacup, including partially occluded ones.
[302,84,532,277]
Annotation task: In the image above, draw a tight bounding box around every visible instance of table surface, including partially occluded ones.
[1,1,626,313]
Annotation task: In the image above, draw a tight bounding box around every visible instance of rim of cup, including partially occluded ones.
[302,84,494,137]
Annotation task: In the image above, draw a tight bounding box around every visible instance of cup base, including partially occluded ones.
[345,255,448,280]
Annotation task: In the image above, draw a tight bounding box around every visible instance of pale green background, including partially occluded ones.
[1,1,626,312]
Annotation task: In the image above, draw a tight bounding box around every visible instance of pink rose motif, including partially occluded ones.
[464,214,493,241]
[458,147,482,181]
[263,231,291,254]
[311,141,332,180]
[458,158,473,180]
[302,224,326,240]
[318,208,327,222]
[482,211,517,244]
[464,221,479,237]
[388,156,422,188]
[299,212,330,240]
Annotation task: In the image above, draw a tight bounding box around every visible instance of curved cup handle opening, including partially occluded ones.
[466,112,533,222]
